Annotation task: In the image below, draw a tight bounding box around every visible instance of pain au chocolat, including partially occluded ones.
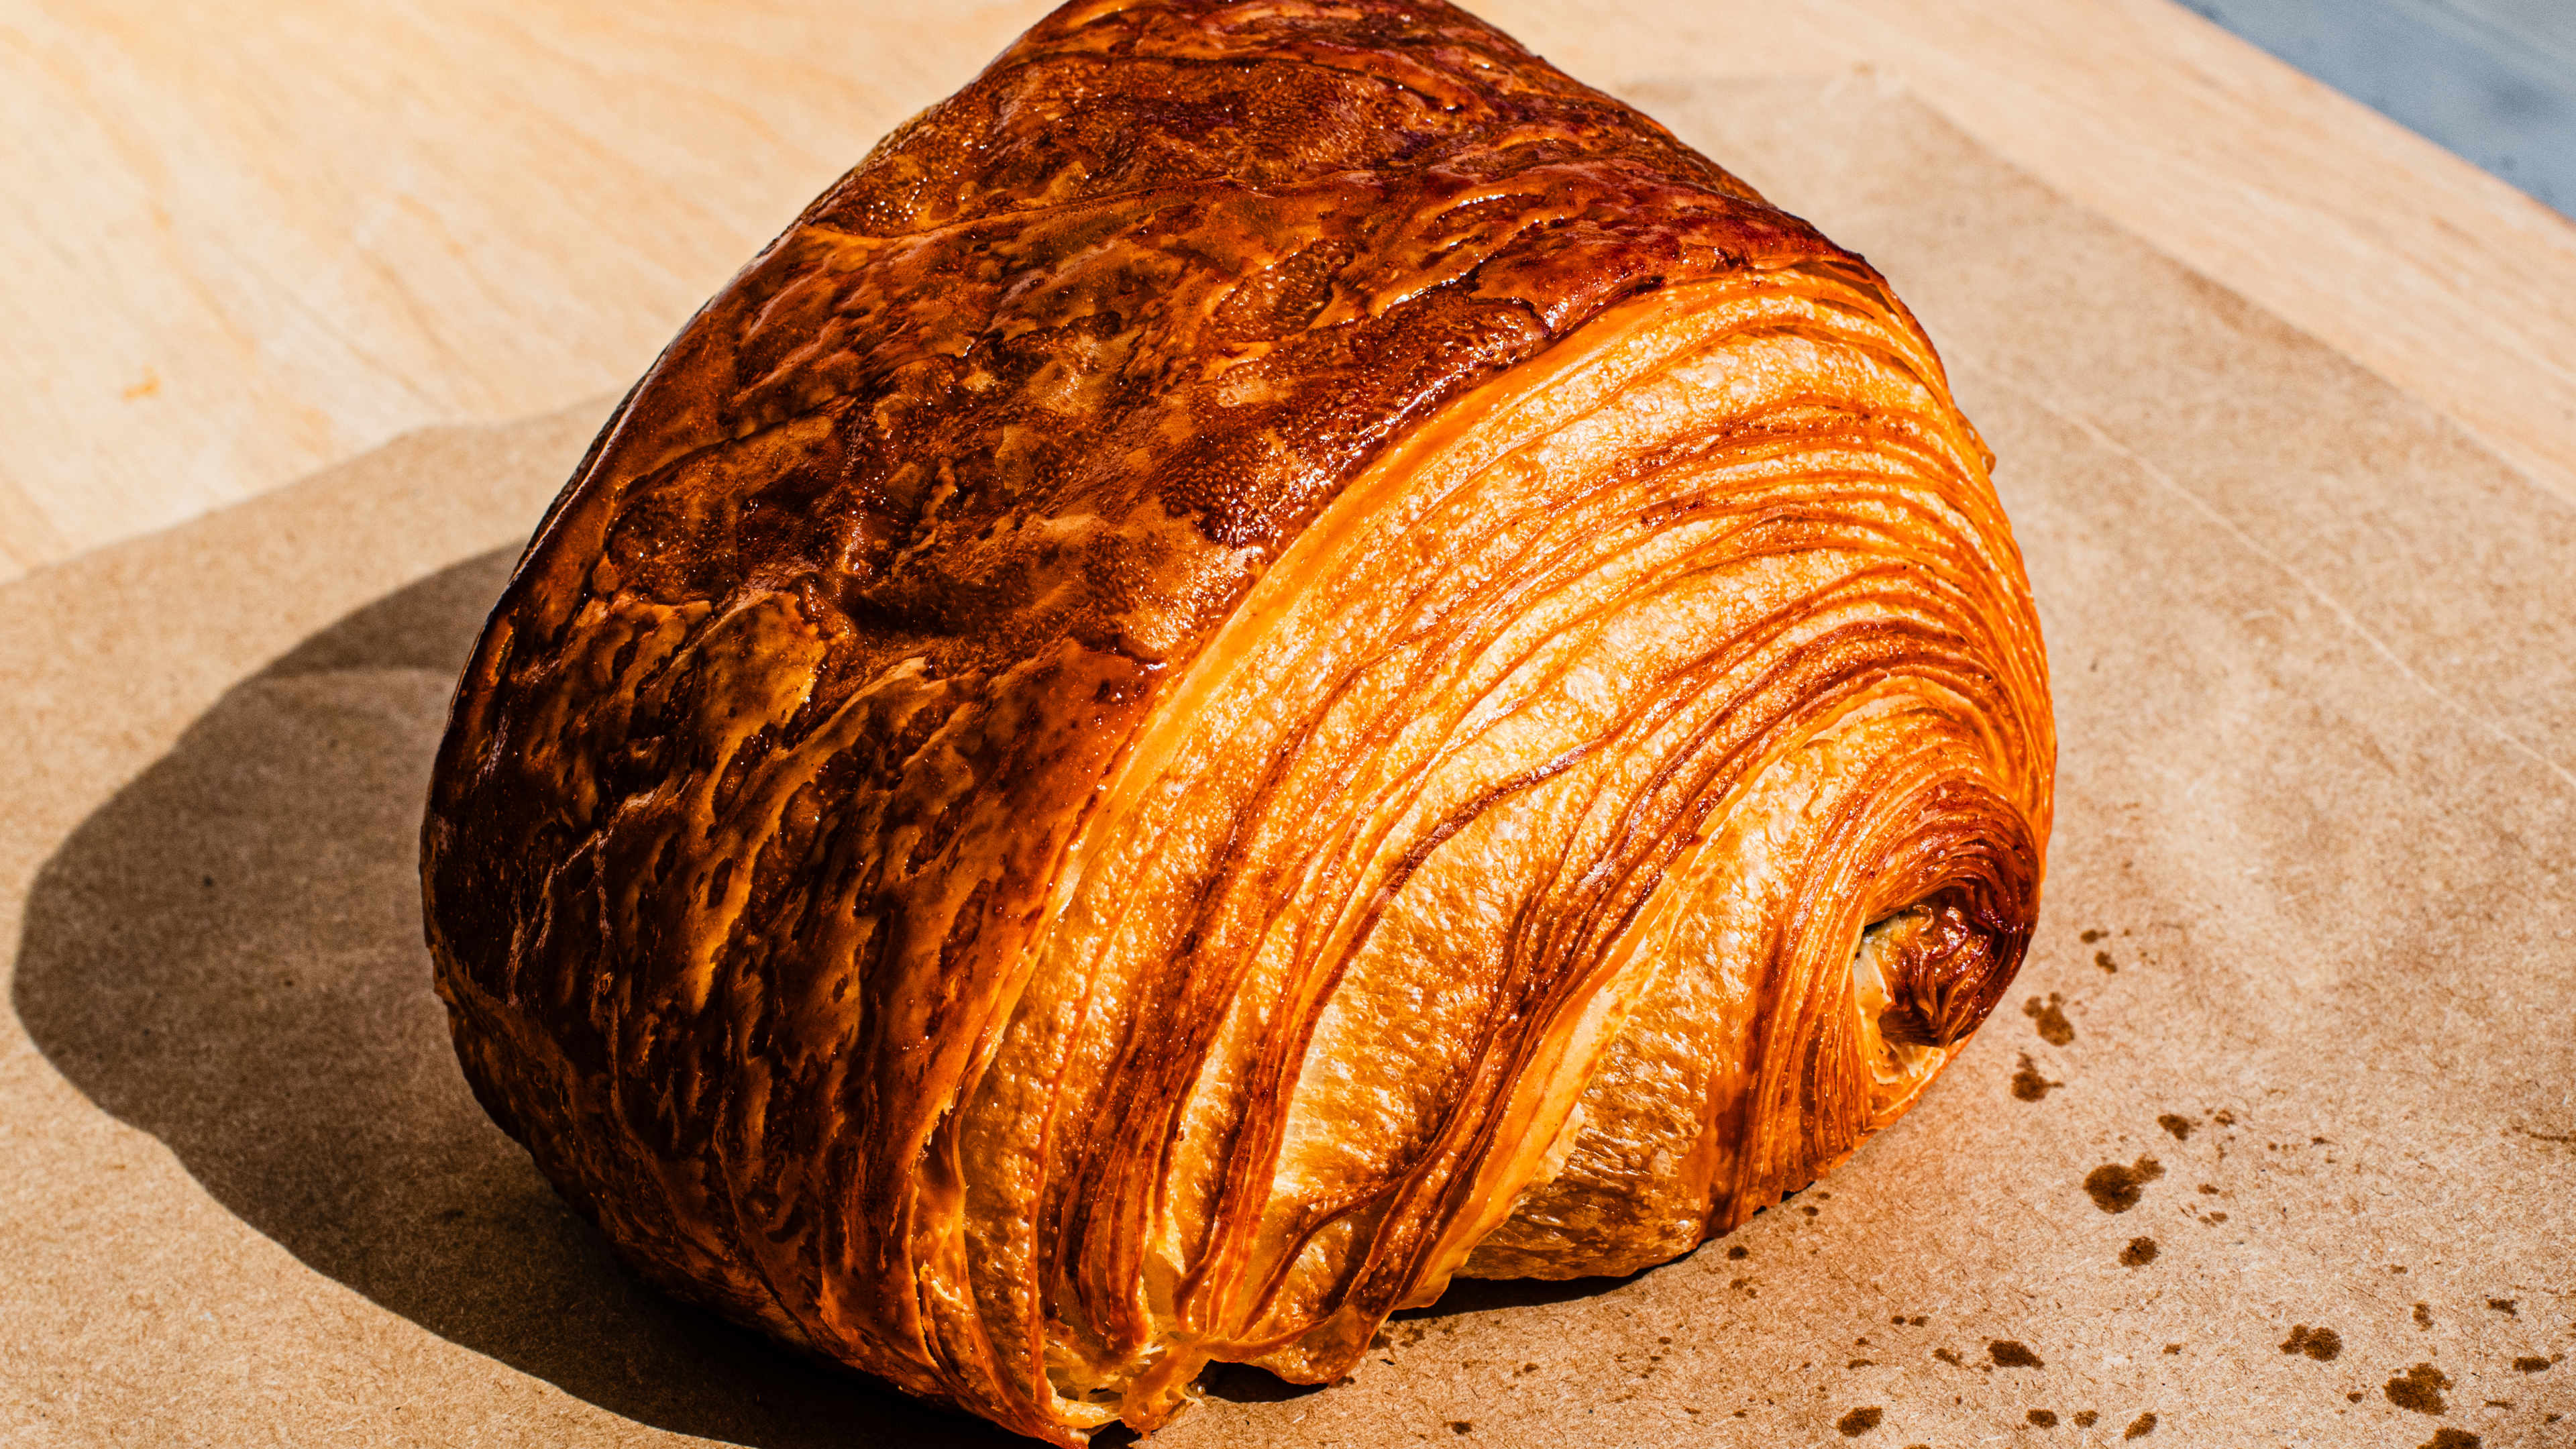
[420,0,2053,1440]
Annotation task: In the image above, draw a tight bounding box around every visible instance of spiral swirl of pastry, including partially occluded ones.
[421,1,2053,1440]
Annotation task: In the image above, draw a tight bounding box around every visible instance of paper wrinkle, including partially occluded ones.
[1980,362,2576,798]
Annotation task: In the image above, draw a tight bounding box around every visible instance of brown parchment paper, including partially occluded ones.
[3,78,2569,1449]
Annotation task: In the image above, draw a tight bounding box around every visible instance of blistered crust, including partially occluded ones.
[421,2,2053,1442]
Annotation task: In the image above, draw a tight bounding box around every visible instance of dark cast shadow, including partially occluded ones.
[11,549,1024,1448]
[1193,1272,1646,1409]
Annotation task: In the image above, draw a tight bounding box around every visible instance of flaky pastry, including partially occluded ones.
[421,1,2053,1440]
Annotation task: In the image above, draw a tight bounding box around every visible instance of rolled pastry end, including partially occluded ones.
[1007,264,2049,1425]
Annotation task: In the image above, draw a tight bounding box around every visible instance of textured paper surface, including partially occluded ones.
[3,78,2568,1448]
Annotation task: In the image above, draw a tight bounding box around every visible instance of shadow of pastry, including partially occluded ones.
[1393,1273,1635,1318]
[10,549,1024,1448]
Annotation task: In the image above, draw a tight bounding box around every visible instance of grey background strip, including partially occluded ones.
[2180,0,2576,217]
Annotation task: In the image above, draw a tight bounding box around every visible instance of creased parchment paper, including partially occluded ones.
[3,78,2568,1449]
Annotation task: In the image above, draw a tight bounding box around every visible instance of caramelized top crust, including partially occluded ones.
[488,0,1851,669]
[421,3,2045,1443]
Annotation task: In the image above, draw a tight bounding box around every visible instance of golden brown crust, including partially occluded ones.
[420,2,2053,1440]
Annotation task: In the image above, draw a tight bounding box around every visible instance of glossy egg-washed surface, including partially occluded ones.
[419,0,2053,1440]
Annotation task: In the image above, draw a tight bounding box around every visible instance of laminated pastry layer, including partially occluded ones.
[418,2,2054,1444]
[971,272,2047,1432]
